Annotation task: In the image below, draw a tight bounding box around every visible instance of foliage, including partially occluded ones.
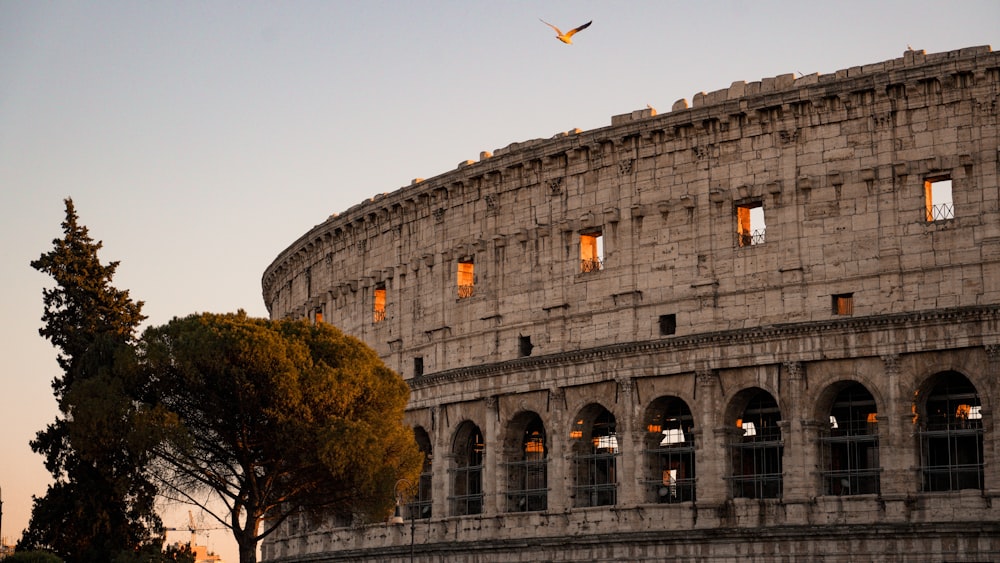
[139,312,423,563]
[3,551,64,563]
[21,198,162,562]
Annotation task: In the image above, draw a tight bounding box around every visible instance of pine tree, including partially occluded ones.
[21,199,161,561]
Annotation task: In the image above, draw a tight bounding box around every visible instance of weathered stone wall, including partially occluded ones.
[261,46,1000,562]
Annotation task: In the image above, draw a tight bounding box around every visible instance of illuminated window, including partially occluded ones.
[451,422,485,515]
[821,383,880,496]
[580,231,604,273]
[571,406,618,507]
[643,397,695,503]
[312,308,323,325]
[736,201,766,247]
[457,259,475,299]
[728,389,782,499]
[832,293,854,316]
[505,413,547,512]
[373,285,386,323]
[917,372,983,492]
[924,176,954,221]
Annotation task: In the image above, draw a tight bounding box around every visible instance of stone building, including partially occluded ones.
[261,46,1000,562]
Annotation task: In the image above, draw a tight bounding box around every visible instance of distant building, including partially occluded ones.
[262,46,1000,562]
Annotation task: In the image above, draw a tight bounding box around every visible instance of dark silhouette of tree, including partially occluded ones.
[139,312,423,563]
[21,198,161,561]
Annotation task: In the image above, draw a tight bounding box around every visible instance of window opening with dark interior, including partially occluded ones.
[571,405,618,507]
[457,258,475,299]
[659,314,677,336]
[924,176,954,221]
[504,412,548,512]
[410,427,433,519]
[918,372,983,492]
[580,230,604,273]
[413,356,423,378]
[728,389,783,498]
[644,396,696,503]
[450,422,485,515]
[736,201,766,247]
[821,383,880,495]
[518,334,533,357]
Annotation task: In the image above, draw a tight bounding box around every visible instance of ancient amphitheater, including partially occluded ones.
[261,46,1000,562]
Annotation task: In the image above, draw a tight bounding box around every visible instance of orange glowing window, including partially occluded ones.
[457,260,475,299]
[867,413,878,424]
[373,286,386,323]
[736,201,765,247]
[313,309,323,325]
[647,424,662,434]
[580,231,604,272]
[832,293,854,315]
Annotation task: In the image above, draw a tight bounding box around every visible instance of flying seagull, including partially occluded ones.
[539,19,592,44]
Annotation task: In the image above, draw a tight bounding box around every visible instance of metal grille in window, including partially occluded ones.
[727,428,783,499]
[644,444,695,503]
[504,458,548,512]
[449,465,484,515]
[927,202,955,221]
[573,451,619,507]
[918,374,984,492]
[406,470,433,519]
[738,229,766,247]
[820,384,880,496]
[580,257,604,273]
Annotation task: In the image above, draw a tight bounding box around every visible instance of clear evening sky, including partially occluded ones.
[2,1,997,560]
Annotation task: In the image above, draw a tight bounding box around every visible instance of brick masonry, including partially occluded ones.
[262,46,1000,562]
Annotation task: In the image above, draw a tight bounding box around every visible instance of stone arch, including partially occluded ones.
[724,387,783,499]
[569,403,619,507]
[641,395,695,503]
[450,420,484,515]
[814,381,881,496]
[914,371,984,492]
[502,411,548,512]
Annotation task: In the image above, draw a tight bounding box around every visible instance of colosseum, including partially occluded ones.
[261,46,1000,562]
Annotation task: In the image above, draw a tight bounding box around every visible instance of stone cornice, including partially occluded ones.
[409,305,1000,392]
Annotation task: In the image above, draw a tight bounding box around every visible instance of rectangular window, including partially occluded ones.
[737,201,766,247]
[313,308,323,325]
[373,285,386,323]
[457,259,475,299]
[832,293,854,316]
[414,356,424,378]
[924,176,954,221]
[518,335,533,357]
[580,231,604,273]
[659,314,677,336]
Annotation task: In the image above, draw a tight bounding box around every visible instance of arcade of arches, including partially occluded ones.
[399,368,989,519]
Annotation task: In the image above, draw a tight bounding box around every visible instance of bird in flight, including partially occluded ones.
[539,19,592,44]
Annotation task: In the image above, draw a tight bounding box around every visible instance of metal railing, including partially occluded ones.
[580,258,604,273]
[457,284,475,299]
[738,229,766,247]
[926,202,955,221]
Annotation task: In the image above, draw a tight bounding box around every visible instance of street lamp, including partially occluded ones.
[391,478,415,563]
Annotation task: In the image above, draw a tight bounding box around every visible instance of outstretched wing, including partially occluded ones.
[565,20,592,38]
[539,18,564,36]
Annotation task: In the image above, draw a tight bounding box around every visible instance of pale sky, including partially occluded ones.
[1,1,996,560]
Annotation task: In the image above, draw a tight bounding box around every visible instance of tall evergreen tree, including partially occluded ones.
[21,198,161,561]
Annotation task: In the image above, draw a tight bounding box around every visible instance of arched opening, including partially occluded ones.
[820,382,880,495]
[643,396,695,503]
[450,421,484,515]
[504,412,548,512]
[412,426,433,518]
[917,372,984,491]
[570,404,618,507]
[727,388,783,499]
